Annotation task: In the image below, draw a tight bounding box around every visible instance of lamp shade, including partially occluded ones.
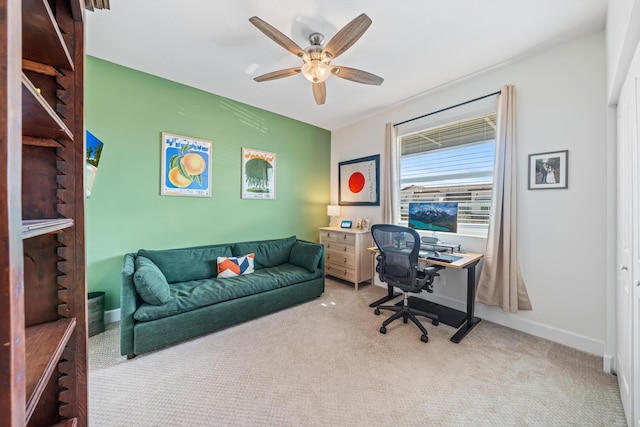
[327,205,340,216]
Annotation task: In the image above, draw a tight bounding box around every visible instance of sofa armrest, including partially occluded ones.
[120,253,139,356]
[291,239,324,273]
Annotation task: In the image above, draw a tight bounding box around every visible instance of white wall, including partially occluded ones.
[331,31,609,356]
[606,0,640,102]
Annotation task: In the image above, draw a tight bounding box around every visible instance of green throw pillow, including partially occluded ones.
[233,236,296,269]
[289,241,323,273]
[133,256,171,305]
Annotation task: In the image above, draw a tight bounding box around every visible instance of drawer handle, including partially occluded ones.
[343,247,347,251]
[344,257,347,263]
[342,235,347,240]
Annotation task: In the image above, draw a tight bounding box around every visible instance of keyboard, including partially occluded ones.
[425,256,451,263]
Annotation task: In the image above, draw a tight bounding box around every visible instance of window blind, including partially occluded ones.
[399,112,496,236]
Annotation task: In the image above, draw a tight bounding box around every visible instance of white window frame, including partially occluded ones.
[395,96,498,238]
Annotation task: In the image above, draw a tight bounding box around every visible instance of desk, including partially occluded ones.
[367,247,483,343]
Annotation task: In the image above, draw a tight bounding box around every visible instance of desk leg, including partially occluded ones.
[450,261,481,343]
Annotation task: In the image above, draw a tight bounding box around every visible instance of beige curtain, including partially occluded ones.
[476,85,532,312]
[382,123,399,223]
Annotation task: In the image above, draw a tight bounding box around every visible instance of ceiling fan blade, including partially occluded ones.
[254,68,302,82]
[312,82,326,105]
[330,66,384,85]
[322,13,372,61]
[249,16,307,60]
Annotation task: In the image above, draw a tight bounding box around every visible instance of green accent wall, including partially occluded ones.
[85,56,331,310]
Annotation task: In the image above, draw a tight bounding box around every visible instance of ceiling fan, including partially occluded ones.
[249,13,384,105]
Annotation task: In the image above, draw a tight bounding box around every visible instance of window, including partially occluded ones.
[398,112,496,237]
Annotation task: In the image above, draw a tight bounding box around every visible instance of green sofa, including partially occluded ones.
[120,236,324,356]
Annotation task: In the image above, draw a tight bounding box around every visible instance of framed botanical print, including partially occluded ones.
[161,132,212,197]
[242,148,276,199]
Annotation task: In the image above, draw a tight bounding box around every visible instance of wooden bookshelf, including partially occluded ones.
[0,0,95,425]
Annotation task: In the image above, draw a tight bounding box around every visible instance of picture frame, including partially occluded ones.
[161,132,212,197]
[242,147,276,199]
[528,150,568,190]
[340,220,352,229]
[338,154,380,206]
[362,218,370,231]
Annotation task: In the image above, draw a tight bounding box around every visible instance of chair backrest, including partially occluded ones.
[370,224,422,291]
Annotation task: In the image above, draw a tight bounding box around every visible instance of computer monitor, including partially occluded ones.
[408,202,458,233]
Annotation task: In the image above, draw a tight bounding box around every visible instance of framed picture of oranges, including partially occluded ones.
[161,132,212,197]
[338,154,379,206]
[241,147,276,199]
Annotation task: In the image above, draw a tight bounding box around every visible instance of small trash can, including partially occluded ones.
[88,291,105,337]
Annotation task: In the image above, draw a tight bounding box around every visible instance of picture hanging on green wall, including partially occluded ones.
[85,130,104,198]
[161,132,212,197]
[242,147,276,200]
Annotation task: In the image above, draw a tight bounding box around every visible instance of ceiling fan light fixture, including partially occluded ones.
[302,60,331,83]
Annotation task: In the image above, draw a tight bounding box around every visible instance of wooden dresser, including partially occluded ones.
[319,227,373,290]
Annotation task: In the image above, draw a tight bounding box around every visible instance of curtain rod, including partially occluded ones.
[393,90,502,127]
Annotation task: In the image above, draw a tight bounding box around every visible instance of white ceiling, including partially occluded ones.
[85,0,607,131]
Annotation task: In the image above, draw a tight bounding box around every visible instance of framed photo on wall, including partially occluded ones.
[161,132,212,197]
[242,148,276,199]
[528,150,568,190]
[338,154,380,206]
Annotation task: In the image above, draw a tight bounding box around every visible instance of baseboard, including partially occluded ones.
[603,354,616,374]
[415,291,605,358]
[104,308,121,324]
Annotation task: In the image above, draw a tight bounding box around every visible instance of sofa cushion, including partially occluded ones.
[133,256,171,305]
[217,253,255,278]
[133,264,322,322]
[289,241,323,273]
[138,244,232,283]
[232,236,296,270]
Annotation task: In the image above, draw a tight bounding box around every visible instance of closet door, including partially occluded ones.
[616,41,640,427]
[633,62,640,427]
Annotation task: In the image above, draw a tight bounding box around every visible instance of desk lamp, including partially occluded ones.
[327,205,340,227]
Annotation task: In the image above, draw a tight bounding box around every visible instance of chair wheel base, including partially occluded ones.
[374,308,380,315]
[432,320,439,326]
[380,326,387,334]
[421,334,429,343]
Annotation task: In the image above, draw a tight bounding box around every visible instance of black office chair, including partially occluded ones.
[371,224,444,343]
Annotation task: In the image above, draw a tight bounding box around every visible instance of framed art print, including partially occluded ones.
[161,132,212,197]
[338,154,380,206]
[528,150,568,190]
[242,148,276,199]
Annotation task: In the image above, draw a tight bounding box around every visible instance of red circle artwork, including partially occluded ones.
[348,172,365,193]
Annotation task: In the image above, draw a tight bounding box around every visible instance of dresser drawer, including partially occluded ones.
[319,230,356,245]
[323,241,354,253]
[325,264,356,282]
[325,250,355,268]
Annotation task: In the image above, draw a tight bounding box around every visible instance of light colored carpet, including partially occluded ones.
[88,278,626,426]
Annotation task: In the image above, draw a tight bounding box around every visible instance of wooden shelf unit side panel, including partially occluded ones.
[0,0,27,424]
[54,1,87,424]
[23,235,63,326]
[22,145,59,220]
